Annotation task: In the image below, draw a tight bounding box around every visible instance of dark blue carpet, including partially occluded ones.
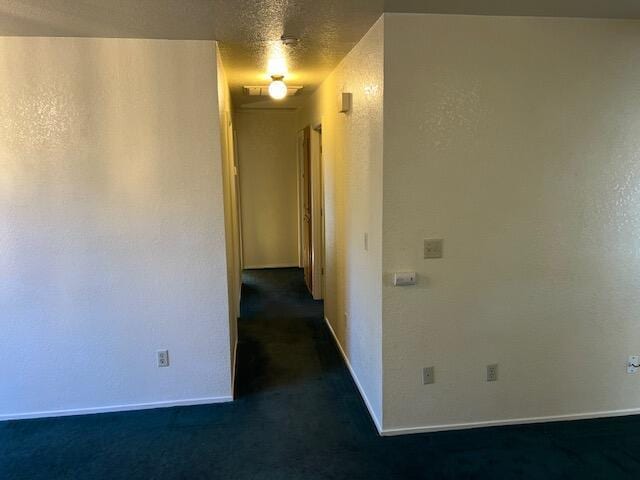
[2,268,640,479]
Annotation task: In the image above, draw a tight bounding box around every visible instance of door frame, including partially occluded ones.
[296,130,305,268]
[297,124,325,300]
[310,124,325,300]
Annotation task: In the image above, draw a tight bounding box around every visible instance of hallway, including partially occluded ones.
[3,269,640,479]
[235,268,385,477]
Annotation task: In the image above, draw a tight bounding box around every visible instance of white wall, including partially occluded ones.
[382,14,640,433]
[236,110,299,269]
[297,17,384,428]
[0,37,233,419]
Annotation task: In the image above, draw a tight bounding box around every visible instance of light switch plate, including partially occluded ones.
[424,239,444,259]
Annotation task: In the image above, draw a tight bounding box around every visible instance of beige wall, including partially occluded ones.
[236,110,299,268]
[382,14,640,433]
[216,46,240,382]
[0,38,233,419]
[296,17,384,427]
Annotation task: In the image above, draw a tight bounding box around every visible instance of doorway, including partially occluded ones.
[297,124,325,299]
[298,127,313,293]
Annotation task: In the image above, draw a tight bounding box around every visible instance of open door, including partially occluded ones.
[298,127,313,293]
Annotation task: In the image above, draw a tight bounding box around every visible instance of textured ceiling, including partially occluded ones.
[0,1,216,38]
[213,0,382,109]
[387,0,640,19]
[1,1,639,109]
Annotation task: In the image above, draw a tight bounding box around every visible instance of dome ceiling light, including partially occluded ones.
[268,75,288,100]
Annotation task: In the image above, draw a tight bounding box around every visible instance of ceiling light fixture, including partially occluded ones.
[268,75,288,100]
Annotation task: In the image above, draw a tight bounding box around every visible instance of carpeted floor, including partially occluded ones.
[2,268,640,479]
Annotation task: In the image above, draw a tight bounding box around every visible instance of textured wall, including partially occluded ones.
[297,17,384,426]
[236,110,299,268]
[382,14,640,432]
[0,37,232,418]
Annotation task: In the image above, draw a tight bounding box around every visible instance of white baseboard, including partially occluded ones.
[0,396,233,422]
[380,407,640,436]
[244,264,299,269]
[325,309,640,436]
[324,316,383,434]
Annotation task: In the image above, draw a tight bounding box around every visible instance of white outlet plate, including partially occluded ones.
[423,366,435,385]
[487,364,498,382]
[157,350,170,368]
[628,356,639,374]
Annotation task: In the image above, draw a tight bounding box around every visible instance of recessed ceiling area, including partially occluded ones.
[1,0,639,109]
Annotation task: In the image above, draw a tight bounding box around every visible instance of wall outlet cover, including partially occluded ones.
[423,366,435,385]
[424,239,444,259]
[487,364,498,382]
[157,350,170,368]
[628,356,639,374]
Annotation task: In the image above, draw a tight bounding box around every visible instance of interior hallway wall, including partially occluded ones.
[216,46,240,382]
[296,17,384,427]
[236,110,299,269]
[0,37,233,419]
[382,13,640,433]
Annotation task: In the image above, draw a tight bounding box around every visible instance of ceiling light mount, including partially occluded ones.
[280,35,300,47]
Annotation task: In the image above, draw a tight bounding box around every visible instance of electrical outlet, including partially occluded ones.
[157,350,170,368]
[487,364,498,382]
[422,366,435,385]
[424,239,444,259]
[628,356,639,374]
